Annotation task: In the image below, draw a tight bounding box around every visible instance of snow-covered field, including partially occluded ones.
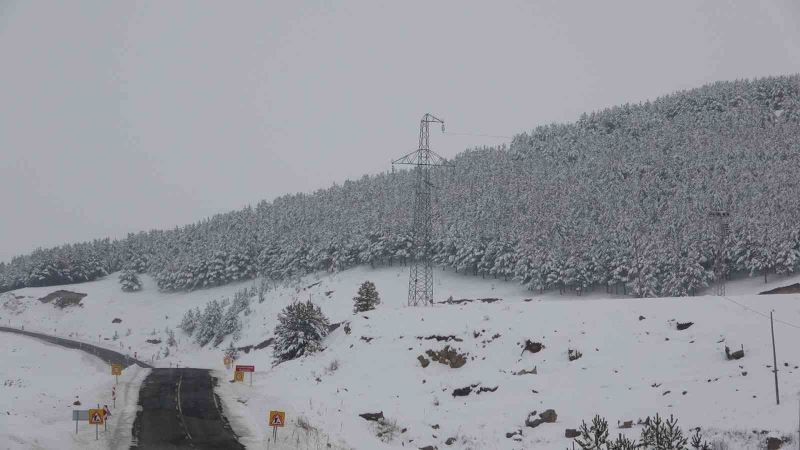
[0,332,148,450]
[3,266,800,449]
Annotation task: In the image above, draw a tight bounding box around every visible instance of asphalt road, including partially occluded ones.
[0,327,243,449]
[131,368,245,450]
[0,326,153,368]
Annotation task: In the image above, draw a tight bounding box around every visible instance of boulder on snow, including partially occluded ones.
[676,321,693,330]
[452,385,473,397]
[112,318,122,324]
[520,340,544,356]
[417,355,430,368]
[767,437,783,449]
[539,409,557,423]
[359,411,384,422]
[426,346,467,368]
[38,290,86,308]
[565,429,580,438]
[725,345,745,360]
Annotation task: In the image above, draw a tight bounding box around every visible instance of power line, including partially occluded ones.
[718,295,800,330]
[443,131,513,140]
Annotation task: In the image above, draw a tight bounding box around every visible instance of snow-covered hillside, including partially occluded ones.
[0,333,148,450]
[3,266,800,449]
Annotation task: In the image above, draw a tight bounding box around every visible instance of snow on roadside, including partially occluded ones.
[0,332,149,450]
[6,266,800,449]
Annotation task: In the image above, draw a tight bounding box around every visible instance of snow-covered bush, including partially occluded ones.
[273,300,330,364]
[574,413,701,450]
[353,280,380,313]
[119,269,142,292]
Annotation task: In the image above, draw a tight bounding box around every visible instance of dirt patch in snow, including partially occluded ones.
[38,290,87,308]
[760,283,800,294]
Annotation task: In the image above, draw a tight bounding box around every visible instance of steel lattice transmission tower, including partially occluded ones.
[393,113,452,306]
[710,209,730,296]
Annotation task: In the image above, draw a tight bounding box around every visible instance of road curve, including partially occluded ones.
[131,368,245,450]
[0,326,153,368]
[0,327,243,449]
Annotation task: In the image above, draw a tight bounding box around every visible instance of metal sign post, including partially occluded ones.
[89,405,105,440]
[269,410,285,442]
[235,365,255,386]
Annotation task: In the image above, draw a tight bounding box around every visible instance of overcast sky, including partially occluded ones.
[1,1,799,263]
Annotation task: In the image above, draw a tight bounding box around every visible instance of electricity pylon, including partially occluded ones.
[710,209,730,296]
[393,114,452,306]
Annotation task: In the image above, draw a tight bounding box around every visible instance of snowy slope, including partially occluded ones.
[4,266,800,449]
[0,333,148,450]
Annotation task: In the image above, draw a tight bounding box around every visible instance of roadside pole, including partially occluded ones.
[771,310,780,405]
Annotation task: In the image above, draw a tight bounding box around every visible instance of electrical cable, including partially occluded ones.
[718,295,800,330]
[443,131,513,139]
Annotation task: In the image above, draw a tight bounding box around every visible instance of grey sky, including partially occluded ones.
[1,1,799,263]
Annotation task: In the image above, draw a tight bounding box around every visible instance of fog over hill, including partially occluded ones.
[2,75,800,297]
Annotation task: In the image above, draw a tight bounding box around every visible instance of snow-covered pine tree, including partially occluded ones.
[195,300,224,347]
[214,302,243,347]
[353,281,381,313]
[273,300,330,363]
[119,269,142,292]
[178,308,200,336]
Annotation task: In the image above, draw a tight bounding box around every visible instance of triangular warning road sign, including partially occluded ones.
[270,415,283,426]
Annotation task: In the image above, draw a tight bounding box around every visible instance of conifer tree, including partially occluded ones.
[353,281,381,313]
[273,300,330,363]
[119,269,142,292]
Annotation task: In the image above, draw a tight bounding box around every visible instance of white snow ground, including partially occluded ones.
[0,332,148,450]
[3,266,800,449]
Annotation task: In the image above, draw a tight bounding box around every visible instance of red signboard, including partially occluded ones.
[235,365,255,373]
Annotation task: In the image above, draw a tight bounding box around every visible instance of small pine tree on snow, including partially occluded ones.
[119,269,142,292]
[166,327,177,347]
[575,415,609,449]
[639,414,688,450]
[273,300,330,364]
[353,281,381,313]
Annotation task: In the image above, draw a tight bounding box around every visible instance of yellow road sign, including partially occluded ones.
[111,364,123,376]
[88,409,104,425]
[233,370,244,382]
[269,410,285,428]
